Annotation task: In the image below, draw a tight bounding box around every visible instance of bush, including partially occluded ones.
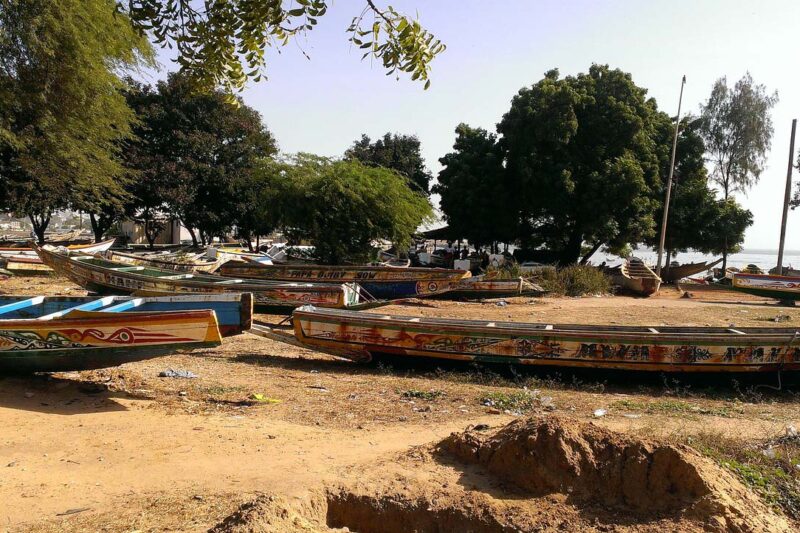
[537,265,611,296]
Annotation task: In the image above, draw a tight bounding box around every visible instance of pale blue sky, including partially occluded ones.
[150,0,800,250]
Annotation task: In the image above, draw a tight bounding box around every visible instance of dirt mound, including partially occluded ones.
[438,415,791,532]
[209,493,332,533]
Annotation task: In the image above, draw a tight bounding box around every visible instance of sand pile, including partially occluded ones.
[439,416,791,532]
[211,416,791,533]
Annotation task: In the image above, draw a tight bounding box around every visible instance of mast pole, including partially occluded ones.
[777,118,797,275]
[656,75,686,277]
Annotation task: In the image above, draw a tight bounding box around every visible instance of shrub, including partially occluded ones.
[536,265,610,296]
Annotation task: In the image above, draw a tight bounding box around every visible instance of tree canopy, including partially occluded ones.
[0,0,152,242]
[121,1,444,95]
[345,133,433,193]
[434,124,515,249]
[498,66,664,264]
[259,155,433,264]
[698,73,778,200]
[121,73,278,247]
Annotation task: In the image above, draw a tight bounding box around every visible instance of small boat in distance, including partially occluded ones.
[609,257,661,296]
[104,249,223,273]
[431,276,545,300]
[215,260,471,300]
[729,272,800,301]
[661,258,722,283]
[257,306,800,372]
[0,238,115,258]
[34,245,375,311]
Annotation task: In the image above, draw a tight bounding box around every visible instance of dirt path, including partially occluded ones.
[0,386,501,526]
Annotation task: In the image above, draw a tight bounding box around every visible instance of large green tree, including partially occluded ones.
[434,124,515,249]
[121,74,278,247]
[698,73,777,269]
[0,0,151,242]
[498,66,664,264]
[121,1,444,94]
[264,155,433,264]
[345,133,433,193]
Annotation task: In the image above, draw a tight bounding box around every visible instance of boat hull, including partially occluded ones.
[0,294,252,337]
[0,238,115,259]
[730,273,800,301]
[290,307,800,372]
[430,278,543,300]
[216,262,470,299]
[0,310,221,373]
[35,245,361,310]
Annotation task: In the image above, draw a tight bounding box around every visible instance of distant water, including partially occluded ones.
[590,247,800,271]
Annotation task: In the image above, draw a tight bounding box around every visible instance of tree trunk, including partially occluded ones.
[28,212,51,244]
[88,213,111,243]
[560,231,583,266]
[186,226,199,248]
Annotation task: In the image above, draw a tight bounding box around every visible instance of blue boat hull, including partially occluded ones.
[0,294,252,336]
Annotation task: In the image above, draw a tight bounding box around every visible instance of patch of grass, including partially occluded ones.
[479,390,539,413]
[401,389,444,401]
[536,265,611,297]
[683,432,800,519]
[612,398,742,418]
[200,385,247,396]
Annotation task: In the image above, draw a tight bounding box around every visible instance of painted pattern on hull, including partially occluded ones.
[290,307,800,372]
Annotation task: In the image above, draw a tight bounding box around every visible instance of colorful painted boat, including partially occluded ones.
[431,276,544,300]
[215,260,470,299]
[0,293,253,337]
[0,307,221,373]
[104,249,223,273]
[34,245,372,311]
[610,257,661,296]
[259,306,800,372]
[0,238,115,258]
[661,258,722,283]
[729,273,800,301]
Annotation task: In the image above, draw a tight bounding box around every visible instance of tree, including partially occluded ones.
[269,155,433,264]
[698,73,777,269]
[0,0,152,242]
[122,74,278,247]
[698,73,778,200]
[497,66,665,265]
[434,124,515,250]
[345,133,433,193]
[121,1,444,95]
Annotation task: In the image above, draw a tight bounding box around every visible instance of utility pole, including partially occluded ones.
[777,118,797,275]
[656,75,686,277]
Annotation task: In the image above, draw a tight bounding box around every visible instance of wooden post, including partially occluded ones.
[656,75,686,277]
[777,119,797,275]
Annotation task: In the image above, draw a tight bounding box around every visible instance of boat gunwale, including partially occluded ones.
[292,307,800,342]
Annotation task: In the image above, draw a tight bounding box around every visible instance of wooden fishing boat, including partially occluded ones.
[661,258,722,283]
[104,249,223,273]
[0,307,221,373]
[0,237,115,258]
[254,306,800,372]
[610,258,661,296]
[729,272,800,301]
[2,255,53,274]
[215,260,471,300]
[431,276,545,300]
[34,245,373,311]
[0,293,253,337]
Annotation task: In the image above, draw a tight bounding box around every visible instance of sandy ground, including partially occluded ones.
[1,275,799,531]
